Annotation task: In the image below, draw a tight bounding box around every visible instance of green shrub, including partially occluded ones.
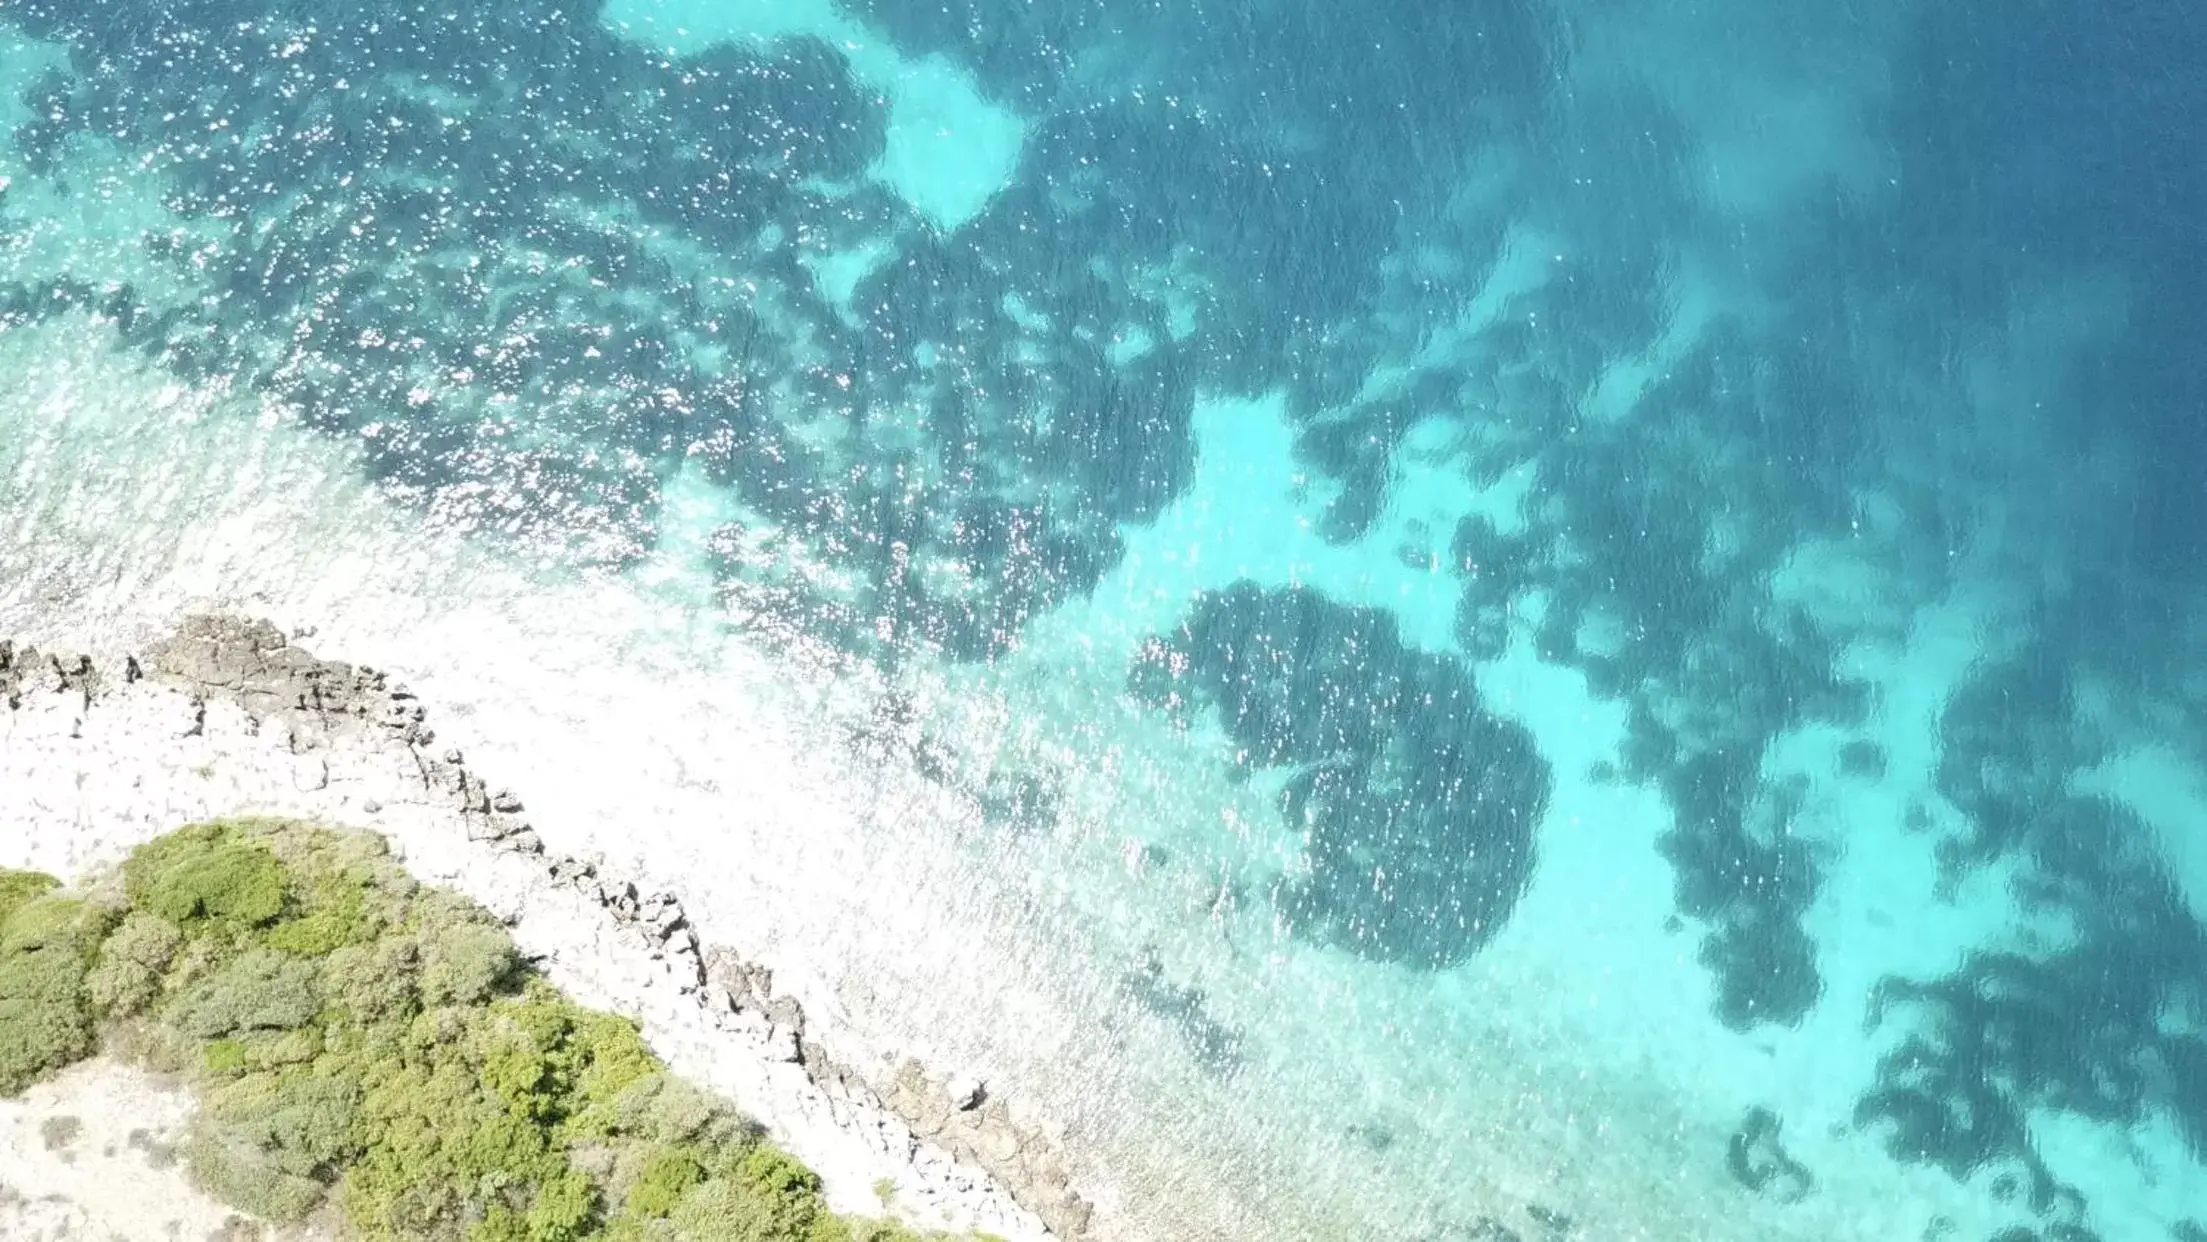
[0,869,58,926]
[172,948,322,1038]
[85,911,184,1017]
[109,1011,203,1076]
[474,1168,601,1242]
[601,1074,732,1147]
[665,1179,795,1242]
[655,1143,841,1242]
[533,1169,604,1239]
[848,1223,983,1242]
[0,894,115,1095]
[626,1146,706,1218]
[185,1128,330,1223]
[419,920,517,1007]
[124,824,285,930]
[213,1067,359,1170]
[222,1027,324,1072]
[733,1143,830,1223]
[1,891,117,955]
[469,982,658,1133]
[665,1160,838,1242]
[185,1064,364,1223]
[321,938,422,1023]
[344,1054,518,1238]
[262,869,376,957]
[205,1038,252,1076]
[0,976,94,1095]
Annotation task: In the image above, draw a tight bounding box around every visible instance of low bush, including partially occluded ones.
[123,821,286,930]
[0,868,59,925]
[0,883,115,1094]
[1,820,994,1242]
[173,947,323,1038]
[625,1145,706,1218]
[85,911,184,1018]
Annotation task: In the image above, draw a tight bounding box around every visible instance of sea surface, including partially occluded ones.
[3,2,2206,1240]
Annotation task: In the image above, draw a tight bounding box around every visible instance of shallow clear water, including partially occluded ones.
[3,2,2206,1240]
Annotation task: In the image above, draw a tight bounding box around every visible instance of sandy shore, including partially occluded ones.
[0,616,1079,1241]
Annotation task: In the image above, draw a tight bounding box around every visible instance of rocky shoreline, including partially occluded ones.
[0,615,1095,1241]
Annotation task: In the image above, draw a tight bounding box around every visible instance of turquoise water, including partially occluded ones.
[3,2,2206,1239]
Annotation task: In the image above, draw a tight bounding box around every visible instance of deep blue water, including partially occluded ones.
[3,1,2206,1239]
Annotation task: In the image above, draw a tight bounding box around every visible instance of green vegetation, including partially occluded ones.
[122,821,287,929]
[0,868,60,925]
[0,867,116,1095]
[0,820,1000,1242]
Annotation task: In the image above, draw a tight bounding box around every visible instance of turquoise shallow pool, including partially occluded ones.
[3,3,2206,1239]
